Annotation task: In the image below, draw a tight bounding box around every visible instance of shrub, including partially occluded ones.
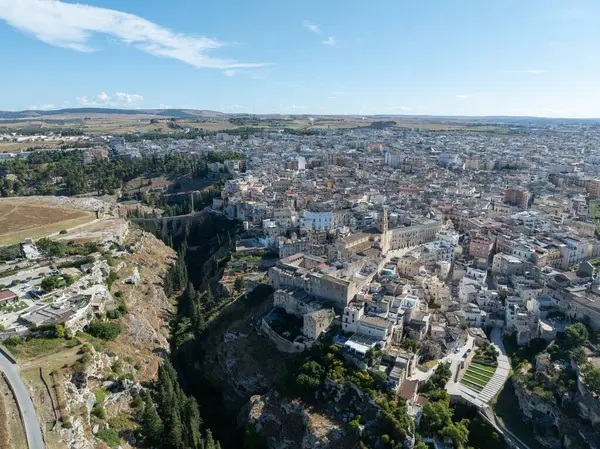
[4,337,21,346]
[131,395,144,409]
[79,353,92,365]
[106,270,118,289]
[87,321,121,341]
[108,413,138,433]
[59,229,68,235]
[92,405,106,419]
[95,387,108,404]
[97,428,120,447]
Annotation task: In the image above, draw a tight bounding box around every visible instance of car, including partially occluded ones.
[453,348,460,354]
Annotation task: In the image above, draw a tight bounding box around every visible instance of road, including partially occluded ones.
[0,350,45,449]
[0,265,51,291]
[409,335,475,383]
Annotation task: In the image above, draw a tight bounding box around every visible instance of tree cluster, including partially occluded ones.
[0,151,214,197]
[141,360,220,449]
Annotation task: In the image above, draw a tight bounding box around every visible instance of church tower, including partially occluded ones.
[378,206,390,254]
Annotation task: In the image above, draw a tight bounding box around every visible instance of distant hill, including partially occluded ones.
[0,108,224,119]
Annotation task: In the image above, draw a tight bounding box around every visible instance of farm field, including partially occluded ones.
[461,361,497,393]
[0,141,64,153]
[0,200,95,245]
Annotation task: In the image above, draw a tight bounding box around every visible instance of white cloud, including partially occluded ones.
[0,0,267,70]
[76,91,144,107]
[28,104,56,110]
[223,69,238,77]
[322,36,337,46]
[303,20,319,33]
[455,95,468,99]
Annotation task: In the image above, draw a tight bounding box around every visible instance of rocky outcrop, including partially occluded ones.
[55,227,176,448]
[512,374,600,449]
[239,380,381,449]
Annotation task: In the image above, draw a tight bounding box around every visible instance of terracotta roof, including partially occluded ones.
[0,290,17,301]
[398,379,418,401]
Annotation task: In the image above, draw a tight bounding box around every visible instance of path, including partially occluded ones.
[480,405,531,449]
[475,328,510,403]
[0,350,45,449]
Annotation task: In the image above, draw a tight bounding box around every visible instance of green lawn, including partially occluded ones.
[462,379,484,392]
[463,374,487,387]
[471,362,497,373]
[461,361,497,392]
[464,370,493,384]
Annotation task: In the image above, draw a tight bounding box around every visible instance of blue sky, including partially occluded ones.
[0,0,599,117]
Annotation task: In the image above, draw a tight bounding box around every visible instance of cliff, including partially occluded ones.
[239,380,381,449]
[52,226,176,448]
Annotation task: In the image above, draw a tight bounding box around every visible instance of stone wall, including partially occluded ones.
[260,318,308,353]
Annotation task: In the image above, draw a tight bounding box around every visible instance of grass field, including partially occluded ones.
[0,200,95,245]
[4,338,79,361]
[461,361,496,392]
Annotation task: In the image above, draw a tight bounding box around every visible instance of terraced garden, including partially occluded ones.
[461,361,497,392]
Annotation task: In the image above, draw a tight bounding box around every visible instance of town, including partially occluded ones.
[1,117,600,449]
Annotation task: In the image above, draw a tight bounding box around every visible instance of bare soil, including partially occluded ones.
[0,375,27,449]
[0,200,95,245]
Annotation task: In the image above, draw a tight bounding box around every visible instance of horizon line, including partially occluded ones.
[1,107,600,121]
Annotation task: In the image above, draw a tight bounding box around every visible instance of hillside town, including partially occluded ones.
[204,123,600,449]
[1,121,600,449]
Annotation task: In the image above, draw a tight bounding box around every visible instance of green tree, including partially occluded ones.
[234,276,246,293]
[400,338,419,353]
[420,401,453,436]
[142,396,164,443]
[54,324,65,338]
[566,322,589,348]
[583,366,600,395]
[87,321,121,341]
[63,274,75,285]
[41,275,62,291]
[441,419,470,448]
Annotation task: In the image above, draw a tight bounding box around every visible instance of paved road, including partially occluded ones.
[0,351,45,449]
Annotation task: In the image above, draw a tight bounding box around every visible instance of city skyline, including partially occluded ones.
[1,0,600,117]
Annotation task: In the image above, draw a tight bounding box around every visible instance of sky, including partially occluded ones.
[1,0,600,117]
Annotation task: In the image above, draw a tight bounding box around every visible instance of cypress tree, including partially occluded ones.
[141,397,164,444]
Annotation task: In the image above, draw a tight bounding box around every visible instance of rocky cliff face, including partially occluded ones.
[512,375,600,449]
[239,380,381,449]
[54,227,176,449]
